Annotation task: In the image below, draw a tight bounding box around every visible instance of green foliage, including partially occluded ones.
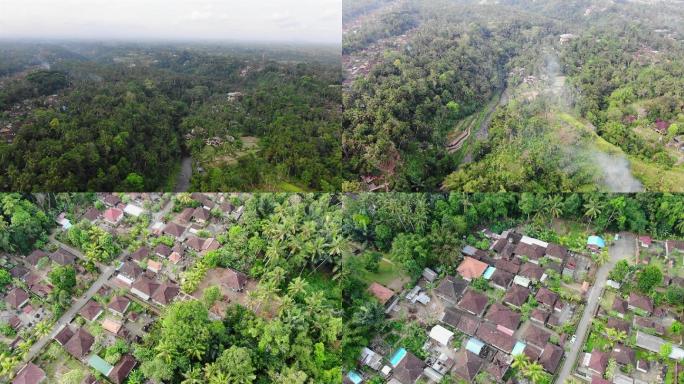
[637,265,663,294]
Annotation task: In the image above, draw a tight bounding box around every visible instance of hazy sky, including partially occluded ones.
[0,0,341,44]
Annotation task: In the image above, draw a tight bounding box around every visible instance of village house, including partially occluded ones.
[79,300,103,322]
[12,362,46,384]
[612,297,628,318]
[457,289,489,317]
[108,296,131,316]
[368,282,397,312]
[108,354,137,384]
[151,282,180,306]
[586,349,609,377]
[434,275,467,305]
[102,194,121,207]
[535,287,558,311]
[103,207,124,225]
[489,269,514,290]
[522,324,551,350]
[514,242,546,264]
[82,207,101,222]
[130,246,149,263]
[538,343,563,373]
[611,344,636,367]
[475,323,516,354]
[117,261,143,285]
[64,328,95,360]
[5,288,30,309]
[192,207,211,223]
[518,262,544,282]
[484,303,521,336]
[50,247,76,265]
[162,222,187,239]
[495,258,520,274]
[451,350,483,382]
[131,276,160,301]
[545,243,568,263]
[390,350,425,384]
[123,204,144,218]
[503,284,530,308]
[628,292,653,315]
[456,257,489,281]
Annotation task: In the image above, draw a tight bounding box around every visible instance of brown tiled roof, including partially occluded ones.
[588,350,608,374]
[514,242,546,261]
[12,362,45,384]
[108,354,137,384]
[177,208,194,223]
[545,243,568,260]
[83,207,101,221]
[103,194,121,206]
[202,238,220,251]
[435,275,467,302]
[457,289,488,316]
[132,276,160,296]
[524,344,542,361]
[485,351,510,381]
[490,269,513,289]
[457,257,488,280]
[51,248,76,265]
[392,351,424,384]
[152,282,179,305]
[495,258,519,274]
[539,343,563,373]
[79,300,103,321]
[492,238,508,253]
[163,222,186,237]
[153,243,172,257]
[607,317,630,334]
[440,308,461,327]
[368,282,395,305]
[612,297,628,314]
[503,285,529,307]
[456,314,481,336]
[451,349,483,381]
[130,246,150,262]
[5,288,29,308]
[192,207,211,221]
[108,296,131,314]
[9,266,28,279]
[522,325,551,348]
[53,326,74,346]
[611,344,635,366]
[535,287,558,308]
[64,328,94,358]
[484,303,520,332]
[628,292,653,313]
[119,261,143,280]
[500,243,516,259]
[475,323,516,353]
[26,250,48,265]
[519,262,544,281]
[591,377,610,384]
[185,235,204,251]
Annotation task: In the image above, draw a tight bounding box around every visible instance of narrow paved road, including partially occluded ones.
[174,156,192,192]
[555,233,635,383]
[24,263,116,363]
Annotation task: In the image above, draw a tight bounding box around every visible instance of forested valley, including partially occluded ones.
[0,43,342,192]
[343,0,684,192]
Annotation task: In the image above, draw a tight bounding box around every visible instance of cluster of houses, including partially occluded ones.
[577,238,684,384]
[1,242,97,359]
[6,192,253,384]
[349,229,591,384]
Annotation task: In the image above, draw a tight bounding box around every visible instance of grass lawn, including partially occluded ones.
[274,181,306,192]
[37,342,89,382]
[362,258,410,290]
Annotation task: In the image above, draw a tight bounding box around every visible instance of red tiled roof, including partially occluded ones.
[368,282,394,305]
[457,257,488,280]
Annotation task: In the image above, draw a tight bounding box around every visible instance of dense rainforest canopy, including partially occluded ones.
[343,0,684,192]
[0,43,342,191]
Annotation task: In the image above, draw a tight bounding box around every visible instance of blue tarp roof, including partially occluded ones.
[587,236,606,248]
[512,341,527,356]
[465,337,485,355]
[347,371,363,384]
[87,355,113,376]
[389,348,407,367]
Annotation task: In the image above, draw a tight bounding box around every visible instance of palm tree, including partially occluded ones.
[546,195,564,219]
[593,249,610,266]
[525,361,546,383]
[511,353,529,371]
[287,277,308,298]
[181,366,204,384]
[584,198,603,223]
[605,327,627,347]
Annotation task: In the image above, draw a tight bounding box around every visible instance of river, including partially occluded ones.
[173,156,192,192]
